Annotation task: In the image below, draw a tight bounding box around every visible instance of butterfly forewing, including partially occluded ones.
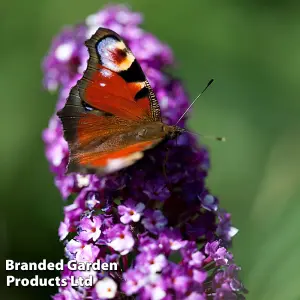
[81,28,161,122]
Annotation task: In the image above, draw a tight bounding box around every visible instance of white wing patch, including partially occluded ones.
[105,152,144,173]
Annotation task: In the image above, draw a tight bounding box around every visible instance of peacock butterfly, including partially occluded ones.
[57,28,184,175]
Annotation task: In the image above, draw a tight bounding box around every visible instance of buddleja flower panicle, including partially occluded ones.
[43,4,246,300]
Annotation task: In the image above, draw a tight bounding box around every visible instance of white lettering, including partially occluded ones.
[91,260,101,271]
[110,262,118,271]
[6,260,14,271]
[47,262,54,271]
[67,260,117,272]
[77,262,86,271]
[86,262,91,271]
[6,273,99,287]
[60,278,68,287]
[21,278,29,286]
[15,278,21,286]
[70,276,94,287]
[7,276,15,286]
[84,275,93,287]
[21,263,30,271]
[70,275,78,287]
[48,278,55,286]
[55,260,64,271]
[68,260,77,271]
[101,262,108,271]
[40,277,48,287]
[37,259,47,270]
[30,275,39,286]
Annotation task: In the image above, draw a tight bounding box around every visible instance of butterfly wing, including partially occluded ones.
[57,28,164,174]
[79,27,161,122]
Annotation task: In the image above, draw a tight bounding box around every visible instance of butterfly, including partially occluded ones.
[58,28,184,175]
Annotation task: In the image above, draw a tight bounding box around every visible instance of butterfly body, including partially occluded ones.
[58,28,184,174]
[127,122,184,142]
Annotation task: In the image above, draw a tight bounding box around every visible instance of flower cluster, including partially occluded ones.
[43,4,246,300]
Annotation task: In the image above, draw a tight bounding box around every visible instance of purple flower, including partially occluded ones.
[106,224,135,255]
[63,203,83,227]
[118,199,145,224]
[136,251,167,274]
[217,210,239,243]
[205,240,232,266]
[185,210,216,240]
[77,216,102,242]
[142,210,168,234]
[122,269,146,295]
[169,266,191,294]
[184,292,206,300]
[85,194,100,210]
[43,4,246,300]
[180,241,198,264]
[159,228,187,251]
[66,239,99,262]
[138,235,160,252]
[94,277,118,299]
[214,288,239,300]
[43,25,86,91]
[192,269,207,284]
[189,251,205,267]
[143,178,171,202]
[52,285,82,300]
[199,192,219,211]
[54,175,74,199]
[58,220,70,241]
[141,274,168,300]
[213,264,246,294]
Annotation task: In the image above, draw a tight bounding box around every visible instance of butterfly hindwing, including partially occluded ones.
[58,88,163,174]
[69,137,162,174]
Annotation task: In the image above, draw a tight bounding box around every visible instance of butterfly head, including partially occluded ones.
[163,125,185,140]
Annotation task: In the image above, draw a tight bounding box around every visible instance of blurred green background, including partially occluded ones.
[1,0,300,299]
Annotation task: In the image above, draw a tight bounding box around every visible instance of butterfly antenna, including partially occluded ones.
[184,130,226,142]
[175,79,214,125]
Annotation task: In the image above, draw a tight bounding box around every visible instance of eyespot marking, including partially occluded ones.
[97,37,134,72]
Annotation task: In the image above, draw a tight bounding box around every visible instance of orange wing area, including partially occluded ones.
[81,66,151,120]
[76,113,132,148]
[69,138,162,174]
